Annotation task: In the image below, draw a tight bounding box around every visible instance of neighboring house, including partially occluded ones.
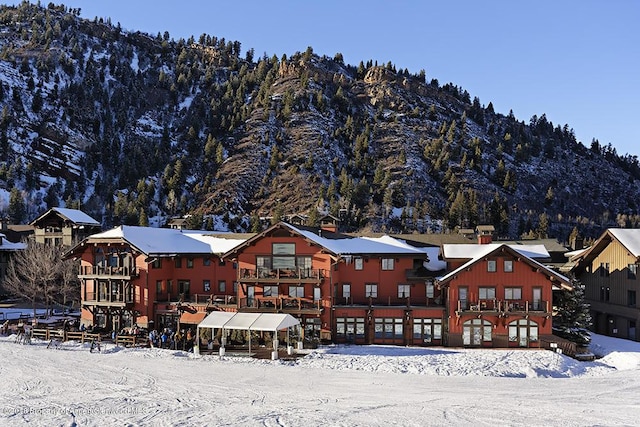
[570,228,640,341]
[222,222,444,346]
[64,226,247,332]
[30,207,101,247]
[0,232,27,290]
[438,242,572,347]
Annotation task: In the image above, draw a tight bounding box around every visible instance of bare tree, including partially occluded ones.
[3,241,78,318]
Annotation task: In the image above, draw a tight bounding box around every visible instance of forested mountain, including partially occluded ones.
[1,2,639,241]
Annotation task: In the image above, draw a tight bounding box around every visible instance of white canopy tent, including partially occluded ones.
[196,312,301,355]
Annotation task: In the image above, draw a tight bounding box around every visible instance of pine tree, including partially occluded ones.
[552,279,592,346]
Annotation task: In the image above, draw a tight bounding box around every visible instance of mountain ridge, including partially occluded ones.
[0,1,639,242]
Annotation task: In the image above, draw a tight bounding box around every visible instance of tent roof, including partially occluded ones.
[197,312,300,332]
[197,311,235,329]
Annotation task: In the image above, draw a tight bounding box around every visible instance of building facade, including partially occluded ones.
[571,228,640,341]
[30,207,102,247]
[438,242,572,347]
[65,226,245,332]
[67,222,574,348]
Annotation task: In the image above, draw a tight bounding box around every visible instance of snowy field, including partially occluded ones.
[0,333,639,427]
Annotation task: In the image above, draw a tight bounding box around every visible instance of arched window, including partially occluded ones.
[463,318,492,346]
[508,319,539,347]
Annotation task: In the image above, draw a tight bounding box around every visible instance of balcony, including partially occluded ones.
[332,296,442,308]
[405,268,432,280]
[456,299,549,314]
[83,290,134,307]
[78,265,139,279]
[156,293,237,306]
[238,296,322,314]
[239,267,323,283]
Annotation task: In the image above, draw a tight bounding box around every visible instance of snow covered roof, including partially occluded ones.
[84,225,247,256]
[279,224,427,256]
[441,243,550,260]
[0,233,27,251]
[438,243,571,289]
[608,229,640,257]
[30,207,100,226]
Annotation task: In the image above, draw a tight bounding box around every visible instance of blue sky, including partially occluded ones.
[10,1,640,157]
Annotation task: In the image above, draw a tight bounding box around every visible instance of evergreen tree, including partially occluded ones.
[552,279,592,346]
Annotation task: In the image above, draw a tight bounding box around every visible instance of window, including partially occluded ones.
[273,243,295,255]
[463,319,493,345]
[487,260,497,272]
[156,280,163,293]
[354,257,363,270]
[178,280,190,297]
[508,319,539,345]
[336,317,365,341]
[629,264,638,280]
[374,318,403,340]
[413,318,442,343]
[398,284,410,298]
[151,258,162,269]
[426,280,434,298]
[203,258,211,266]
[175,258,182,268]
[313,287,321,302]
[218,280,226,293]
[459,287,468,310]
[203,280,211,292]
[600,262,610,277]
[263,285,279,297]
[365,283,378,298]
[342,283,351,298]
[167,280,172,296]
[504,287,522,300]
[186,258,194,268]
[628,290,636,307]
[233,281,238,293]
[479,287,496,300]
[382,258,395,270]
[289,286,304,298]
[504,260,513,272]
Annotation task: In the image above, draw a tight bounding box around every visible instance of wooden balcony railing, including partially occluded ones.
[79,265,139,278]
[239,267,323,281]
[84,291,134,305]
[155,293,236,305]
[332,295,441,307]
[238,296,322,312]
[456,299,549,313]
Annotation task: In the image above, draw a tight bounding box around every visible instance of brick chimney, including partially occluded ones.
[478,234,493,244]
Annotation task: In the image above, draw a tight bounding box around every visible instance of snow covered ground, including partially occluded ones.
[0,333,639,426]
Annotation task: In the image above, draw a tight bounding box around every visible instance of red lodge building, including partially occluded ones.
[67,222,572,348]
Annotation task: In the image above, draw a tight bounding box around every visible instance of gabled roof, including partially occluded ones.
[438,243,571,290]
[441,243,550,261]
[66,225,247,258]
[30,207,100,226]
[571,228,640,268]
[223,222,427,259]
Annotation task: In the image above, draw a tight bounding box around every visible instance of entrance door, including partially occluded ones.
[247,286,254,307]
[519,326,528,347]
[532,288,542,310]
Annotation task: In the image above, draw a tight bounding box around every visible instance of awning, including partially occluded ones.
[197,311,235,329]
[179,311,207,325]
[197,312,300,332]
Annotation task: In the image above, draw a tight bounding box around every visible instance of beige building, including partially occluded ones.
[30,207,101,247]
[571,228,640,341]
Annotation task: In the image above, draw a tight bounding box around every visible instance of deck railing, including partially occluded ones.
[239,267,323,281]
